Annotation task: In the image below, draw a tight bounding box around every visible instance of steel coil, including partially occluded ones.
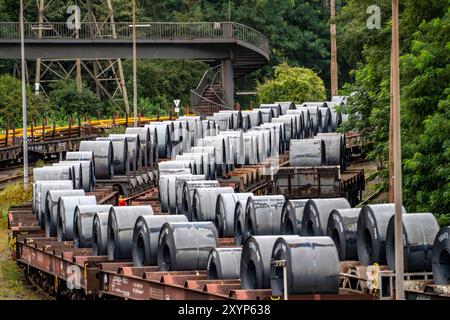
[220,131,245,165]
[301,198,351,237]
[275,102,296,115]
[318,107,332,133]
[270,236,340,294]
[52,162,82,189]
[66,151,94,162]
[96,136,128,175]
[157,221,219,271]
[248,129,271,158]
[316,133,346,170]
[256,108,274,123]
[182,180,220,220]
[45,189,85,237]
[190,146,217,179]
[244,131,267,163]
[326,208,361,260]
[73,205,112,248]
[385,213,439,272]
[148,123,172,158]
[328,102,343,131]
[158,160,193,175]
[244,195,286,239]
[198,136,228,176]
[126,127,152,166]
[79,140,114,179]
[176,153,205,176]
[57,195,97,241]
[160,174,204,213]
[33,166,74,189]
[34,181,73,228]
[218,110,243,130]
[289,139,326,166]
[175,175,207,215]
[207,248,242,279]
[280,199,308,235]
[243,134,258,165]
[432,226,450,285]
[132,215,188,267]
[240,235,297,289]
[207,115,231,131]
[193,187,235,222]
[241,113,251,131]
[260,123,283,155]
[110,133,141,170]
[259,103,282,118]
[242,110,262,127]
[57,160,95,192]
[305,106,322,135]
[280,114,301,140]
[178,116,202,146]
[107,206,154,260]
[92,211,109,256]
[287,108,310,137]
[201,119,218,137]
[272,117,293,150]
[144,125,159,166]
[215,193,254,237]
[356,204,406,265]
[213,112,234,129]
[234,200,249,245]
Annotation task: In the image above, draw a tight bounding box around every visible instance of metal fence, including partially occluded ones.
[0,21,269,55]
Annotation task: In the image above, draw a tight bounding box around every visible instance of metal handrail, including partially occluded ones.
[191,65,223,107]
[0,21,269,55]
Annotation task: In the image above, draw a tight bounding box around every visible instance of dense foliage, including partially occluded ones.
[338,1,450,222]
[257,63,326,103]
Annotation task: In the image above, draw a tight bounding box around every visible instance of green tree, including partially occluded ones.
[257,63,326,103]
[47,79,104,118]
[0,74,48,129]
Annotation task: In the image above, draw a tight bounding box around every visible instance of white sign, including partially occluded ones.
[173,99,181,108]
[175,107,180,113]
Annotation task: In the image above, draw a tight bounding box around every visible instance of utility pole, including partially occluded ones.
[228,1,231,22]
[391,0,404,300]
[330,0,338,97]
[20,0,29,190]
[132,0,138,127]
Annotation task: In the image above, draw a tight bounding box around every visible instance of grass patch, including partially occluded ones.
[0,182,45,300]
[0,183,32,229]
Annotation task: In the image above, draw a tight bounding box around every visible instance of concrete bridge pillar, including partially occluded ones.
[221,59,235,109]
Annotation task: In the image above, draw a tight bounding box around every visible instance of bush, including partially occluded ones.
[256,63,326,104]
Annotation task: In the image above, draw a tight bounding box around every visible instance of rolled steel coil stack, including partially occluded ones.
[192,187,235,222]
[356,204,406,265]
[289,139,326,166]
[244,195,286,239]
[34,181,73,228]
[385,213,439,272]
[207,247,242,279]
[132,215,188,266]
[215,193,254,237]
[280,199,308,235]
[159,174,205,213]
[182,180,220,219]
[107,206,154,260]
[432,226,450,285]
[270,236,340,294]
[326,208,361,261]
[73,205,112,248]
[157,221,219,271]
[45,189,85,237]
[301,198,351,236]
[57,195,97,241]
[79,140,114,179]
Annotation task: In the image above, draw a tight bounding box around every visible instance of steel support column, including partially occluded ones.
[221,59,234,109]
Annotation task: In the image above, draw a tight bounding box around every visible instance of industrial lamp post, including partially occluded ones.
[132,0,138,127]
[391,0,405,300]
[20,0,29,189]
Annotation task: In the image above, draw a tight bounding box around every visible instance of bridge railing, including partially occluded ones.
[0,21,269,55]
